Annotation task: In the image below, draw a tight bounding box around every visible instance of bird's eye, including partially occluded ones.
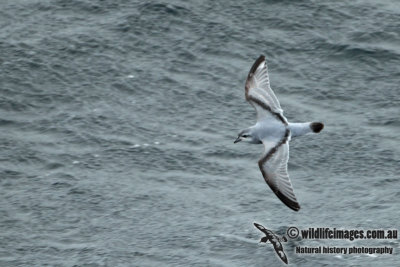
[242,135,249,138]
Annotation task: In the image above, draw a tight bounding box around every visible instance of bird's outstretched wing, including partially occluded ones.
[259,129,300,211]
[245,55,286,124]
[272,246,289,265]
[253,223,289,264]
[254,222,273,236]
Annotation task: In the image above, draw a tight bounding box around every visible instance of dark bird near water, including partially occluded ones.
[254,222,288,264]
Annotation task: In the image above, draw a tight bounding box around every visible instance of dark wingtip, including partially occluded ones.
[275,191,301,211]
[310,122,324,133]
[248,55,266,77]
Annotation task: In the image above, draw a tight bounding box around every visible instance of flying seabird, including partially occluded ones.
[254,222,289,264]
[234,55,324,211]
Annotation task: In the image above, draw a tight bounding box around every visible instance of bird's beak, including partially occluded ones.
[234,137,242,144]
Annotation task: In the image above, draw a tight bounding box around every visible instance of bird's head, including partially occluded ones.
[260,236,268,243]
[234,128,253,144]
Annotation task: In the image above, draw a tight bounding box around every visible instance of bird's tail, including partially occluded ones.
[309,122,324,133]
[289,122,324,138]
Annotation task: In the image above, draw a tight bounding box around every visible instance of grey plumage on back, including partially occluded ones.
[234,55,324,211]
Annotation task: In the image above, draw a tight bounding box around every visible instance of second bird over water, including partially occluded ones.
[234,55,324,211]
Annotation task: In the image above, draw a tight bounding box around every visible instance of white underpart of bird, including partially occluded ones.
[234,55,324,211]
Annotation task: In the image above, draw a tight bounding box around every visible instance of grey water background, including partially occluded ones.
[1,0,399,266]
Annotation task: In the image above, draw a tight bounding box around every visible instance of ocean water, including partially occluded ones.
[0,0,399,266]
